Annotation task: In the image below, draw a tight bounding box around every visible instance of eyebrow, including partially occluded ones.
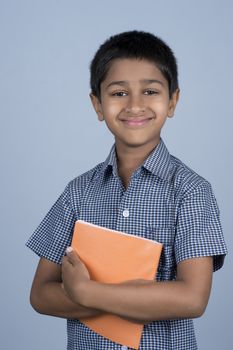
[106,79,164,89]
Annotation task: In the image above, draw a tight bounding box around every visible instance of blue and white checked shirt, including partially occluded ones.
[26,139,227,350]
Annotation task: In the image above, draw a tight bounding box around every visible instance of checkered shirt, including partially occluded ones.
[26,139,227,350]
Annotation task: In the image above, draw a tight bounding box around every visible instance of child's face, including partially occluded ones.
[91,58,179,151]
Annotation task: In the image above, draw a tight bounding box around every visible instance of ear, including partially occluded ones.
[168,89,180,118]
[89,93,104,121]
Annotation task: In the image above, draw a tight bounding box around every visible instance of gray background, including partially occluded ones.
[1,0,232,349]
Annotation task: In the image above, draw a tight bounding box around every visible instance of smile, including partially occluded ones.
[121,118,154,127]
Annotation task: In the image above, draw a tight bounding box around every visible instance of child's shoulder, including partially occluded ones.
[170,154,212,198]
[66,161,106,193]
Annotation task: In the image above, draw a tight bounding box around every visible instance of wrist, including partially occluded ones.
[76,280,97,307]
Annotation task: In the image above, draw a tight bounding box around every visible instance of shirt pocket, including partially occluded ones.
[145,226,176,280]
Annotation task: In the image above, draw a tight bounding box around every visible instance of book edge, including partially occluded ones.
[77,220,163,246]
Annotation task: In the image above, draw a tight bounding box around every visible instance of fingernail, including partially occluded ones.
[66,246,73,254]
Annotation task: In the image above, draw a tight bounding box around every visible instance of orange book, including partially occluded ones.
[71,220,163,350]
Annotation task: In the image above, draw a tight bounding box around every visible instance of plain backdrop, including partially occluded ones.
[1,0,232,349]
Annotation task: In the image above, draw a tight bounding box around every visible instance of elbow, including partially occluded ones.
[194,301,208,318]
[188,296,209,319]
[182,281,211,319]
[30,290,40,313]
[30,287,45,315]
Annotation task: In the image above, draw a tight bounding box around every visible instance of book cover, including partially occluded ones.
[71,220,163,349]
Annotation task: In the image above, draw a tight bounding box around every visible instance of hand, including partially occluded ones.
[61,247,90,304]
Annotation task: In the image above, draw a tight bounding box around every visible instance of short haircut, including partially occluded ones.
[90,30,179,100]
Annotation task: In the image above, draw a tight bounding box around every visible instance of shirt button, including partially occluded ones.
[121,346,128,350]
[123,209,129,218]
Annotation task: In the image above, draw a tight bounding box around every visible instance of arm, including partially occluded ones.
[62,249,213,323]
[30,257,101,319]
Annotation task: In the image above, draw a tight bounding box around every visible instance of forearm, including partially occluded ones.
[62,251,212,323]
[80,279,204,322]
[30,281,101,319]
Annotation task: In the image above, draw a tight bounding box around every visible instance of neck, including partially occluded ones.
[115,139,160,187]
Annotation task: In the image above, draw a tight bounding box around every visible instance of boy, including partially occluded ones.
[27,31,227,350]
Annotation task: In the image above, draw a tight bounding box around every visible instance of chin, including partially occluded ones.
[123,140,158,149]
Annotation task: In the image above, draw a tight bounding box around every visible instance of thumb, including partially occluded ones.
[65,247,80,265]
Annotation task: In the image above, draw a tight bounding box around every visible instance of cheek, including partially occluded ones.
[150,99,170,115]
[103,101,123,118]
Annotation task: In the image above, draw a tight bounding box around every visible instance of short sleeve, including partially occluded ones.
[175,181,227,271]
[26,182,77,264]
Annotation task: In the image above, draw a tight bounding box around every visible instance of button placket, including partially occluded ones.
[122,209,129,218]
[115,187,132,232]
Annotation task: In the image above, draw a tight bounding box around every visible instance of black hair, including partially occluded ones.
[90,30,179,100]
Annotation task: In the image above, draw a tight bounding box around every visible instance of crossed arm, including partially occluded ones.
[30,249,213,323]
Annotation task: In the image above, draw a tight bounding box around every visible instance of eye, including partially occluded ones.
[111,91,128,97]
[144,90,159,95]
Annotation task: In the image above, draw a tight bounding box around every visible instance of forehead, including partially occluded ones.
[102,58,168,87]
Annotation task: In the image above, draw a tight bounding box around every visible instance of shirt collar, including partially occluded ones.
[102,144,119,177]
[101,138,172,182]
[142,138,172,181]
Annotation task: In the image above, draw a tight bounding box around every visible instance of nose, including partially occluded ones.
[125,94,146,114]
